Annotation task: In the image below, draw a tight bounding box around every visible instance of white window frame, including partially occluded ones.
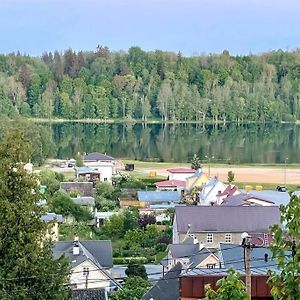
[207,263,216,269]
[206,233,213,243]
[225,233,232,243]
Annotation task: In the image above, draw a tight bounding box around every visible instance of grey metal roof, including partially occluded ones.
[244,190,291,206]
[219,243,279,271]
[72,197,95,206]
[175,206,281,233]
[41,213,63,223]
[53,240,113,268]
[74,167,100,175]
[83,152,115,161]
[221,193,274,206]
[168,244,199,259]
[142,262,182,300]
[138,191,181,203]
[60,182,94,197]
[189,247,215,268]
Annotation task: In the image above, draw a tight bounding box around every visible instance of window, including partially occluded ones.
[83,267,89,276]
[104,178,108,181]
[225,233,232,243]
[207,233,213,243]
[207,264,216,269]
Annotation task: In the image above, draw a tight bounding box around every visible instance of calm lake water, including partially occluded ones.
[49,123,300,164]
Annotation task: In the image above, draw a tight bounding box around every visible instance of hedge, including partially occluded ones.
[113,257,148,265]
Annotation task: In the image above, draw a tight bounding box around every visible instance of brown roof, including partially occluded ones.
[175,206,281,233]
[60,182,94,197]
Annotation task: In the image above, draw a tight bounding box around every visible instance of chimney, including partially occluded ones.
[73,236,80,256]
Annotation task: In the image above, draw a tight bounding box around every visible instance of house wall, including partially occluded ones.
[186,175,209,190]
[71,260,111,290]
[201,181,227,205]
[119,200,145,208]
[45,222,59,241]
[84,162,114,183]
[178,232,263,248]
[173,216,179,243]
[248,198,273,206]
[197,255,219,268]
[169,173,194,181]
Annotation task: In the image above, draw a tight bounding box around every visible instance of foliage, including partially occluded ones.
[182,186,201,205]
[268,193,300,299]
[0,130,71,299]
[227,170,235,183]
[94,181,120,211]
[75,152,83,167]
[50,190,93,222]
[39,169,64,196]
[191,154,202,170]
[125,261,148,280]
[113,257,148,265]
[109,276,151,300]
[138,213,156,230]
[203,269,248,300]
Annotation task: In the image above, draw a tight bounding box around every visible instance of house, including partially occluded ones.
[94,211,119,227]
[219,192,275,206]
[41,213,63,241]
[83,152,116,183]
[172,206,281,248]
[72,288,106,300]
[142,263,183,300]
[166,168,196,181]
[185,170,209,191]
[163,236,219,273]
[137,191,181,207]
[54,238,120,292]
[71,196,95,214]
[60,182,94,197]
[74,167,101,184]
[215,184,241,205]
[200,176,227,205]
[155,179,186,191]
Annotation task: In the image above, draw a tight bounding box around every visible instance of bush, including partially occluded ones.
[113,257,147,265]
[155,243,167,252]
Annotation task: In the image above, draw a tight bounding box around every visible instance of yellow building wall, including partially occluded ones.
[186,174,209,189]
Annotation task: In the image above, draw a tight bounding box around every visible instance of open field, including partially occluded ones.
[123,160,300,186]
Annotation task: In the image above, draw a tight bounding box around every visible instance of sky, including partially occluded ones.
[0,0,300,56]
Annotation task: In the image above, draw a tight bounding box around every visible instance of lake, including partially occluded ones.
[48,122,300,164]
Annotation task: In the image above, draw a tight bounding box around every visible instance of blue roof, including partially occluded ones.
[242,190,291,206]
[149,204,176,209]
[41,213,63,223]
[138,191,181,203]
[74,166,100,174]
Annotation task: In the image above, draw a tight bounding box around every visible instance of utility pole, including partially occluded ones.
[242,233,251,300]
[205,155,214,177]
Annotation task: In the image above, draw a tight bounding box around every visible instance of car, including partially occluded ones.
[276,186,287,192]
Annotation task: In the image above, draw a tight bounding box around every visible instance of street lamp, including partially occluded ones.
[284,157,288,186]
[205,155,214,177]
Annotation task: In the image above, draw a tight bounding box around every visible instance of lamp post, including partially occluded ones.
[284,157,288,186]
[205,155,214,177]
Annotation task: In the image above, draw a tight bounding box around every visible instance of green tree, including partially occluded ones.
[0,130,71,299]
[268,194,300,300]
[125,261,148,280]
[203,269,248,300]
[227,170,235,183]
[191,153,201,170]
[109,276,151,300]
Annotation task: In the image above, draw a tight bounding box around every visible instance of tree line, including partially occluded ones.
[1,46,300,122]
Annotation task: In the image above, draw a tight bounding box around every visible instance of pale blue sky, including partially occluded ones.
[0,0,300,56]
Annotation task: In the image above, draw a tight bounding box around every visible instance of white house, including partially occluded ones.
[83,152,116,183]
[53,238,120,292]
[166,167,196,181]
[200,176,227,205]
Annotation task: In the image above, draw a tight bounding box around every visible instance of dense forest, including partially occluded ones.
[1,46,300,122]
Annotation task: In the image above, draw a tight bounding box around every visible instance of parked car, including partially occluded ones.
[67,159,76,167]
[276,186,287,192]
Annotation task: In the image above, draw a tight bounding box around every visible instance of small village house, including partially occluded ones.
[41,213,63,241]
[185,169,209,191]
[166,167,196,181]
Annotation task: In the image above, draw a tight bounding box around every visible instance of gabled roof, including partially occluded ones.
[71,197,95,206]
[54,240,113,268]
[218,185,239,197]
[186,169,205,180]
[41,213,63,223]
[142,263,182,300]
[189,247,217,269]
[155,180,186,188]
[167,167,195,174]
[138,191,181,203]
[74,166,100,175]
[220,193,274,206]
[60,182,93,197]
[168,244,199,259]
[174,206,281,233]
[83,152,115,161]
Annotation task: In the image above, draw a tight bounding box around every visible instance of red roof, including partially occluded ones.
[166,168,195,174]
[155,180,186,187]
[218,185,238,197]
